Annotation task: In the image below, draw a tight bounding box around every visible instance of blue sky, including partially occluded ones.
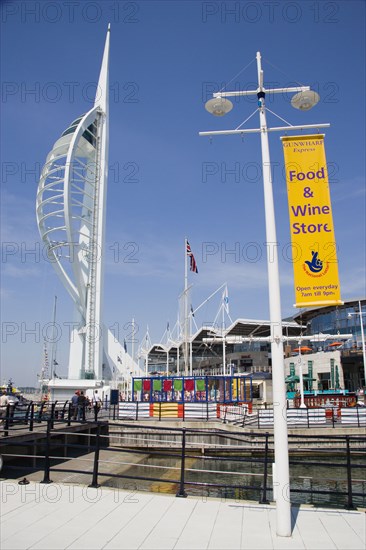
[1,0,365,386]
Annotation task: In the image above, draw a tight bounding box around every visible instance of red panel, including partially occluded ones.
[184,379,194,391]
[163,380,172,391]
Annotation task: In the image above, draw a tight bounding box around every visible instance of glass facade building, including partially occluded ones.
[293,298,365,391]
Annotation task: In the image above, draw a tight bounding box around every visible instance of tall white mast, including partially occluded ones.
[37,26,142,388]
[50,295,57,379]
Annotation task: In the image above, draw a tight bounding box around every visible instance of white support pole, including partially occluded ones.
[359,301,366,385]
[199,50,333,537]
[222,303,226,377]
[131,318,135,370]
[256,51,291,537]
[50,295,57,380]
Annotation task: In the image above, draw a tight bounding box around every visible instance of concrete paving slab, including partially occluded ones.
[139,497,198,550]
[1,481,365,550]
[174,498,221,549]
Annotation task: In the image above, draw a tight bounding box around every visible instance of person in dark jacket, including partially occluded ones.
[77,391,86,421]
[71,391,79,420]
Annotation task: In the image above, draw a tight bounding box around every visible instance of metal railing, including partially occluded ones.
[0,400,113,436]
[0,419,365,509]
[1,401,365,437]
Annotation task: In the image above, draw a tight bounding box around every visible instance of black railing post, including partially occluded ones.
[345,435,356,509]
[67,403,72,426]
[356,406,360,427]
[159,402,162,421]
[4,404,10,437]
[41,419,52,484]
[259,432,270,504]
[113,404,116,421]
[89,424,101,488]
[223,406,227,424]
[50,402,56,429]
[29,403,34,432]
[331,408,335,428]
[307,408,310,428]
[136,401,139,421]
[206,401,209,422]
[176,428,187,498]
[38,401,45,423]
[61,400,68,420]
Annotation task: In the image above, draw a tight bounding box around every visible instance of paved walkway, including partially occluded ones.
[0,481,365,549]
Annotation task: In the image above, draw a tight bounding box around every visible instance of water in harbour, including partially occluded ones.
[102,452,366,509]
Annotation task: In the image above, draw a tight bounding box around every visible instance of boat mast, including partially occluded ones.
[50,295,57,379]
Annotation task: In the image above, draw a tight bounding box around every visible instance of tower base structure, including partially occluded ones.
[48,326,140,402]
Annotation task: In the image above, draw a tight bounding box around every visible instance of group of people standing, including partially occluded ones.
[71,389,102,422]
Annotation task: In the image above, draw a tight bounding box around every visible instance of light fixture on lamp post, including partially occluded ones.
[348,300,366,387]
[199,51,328,537]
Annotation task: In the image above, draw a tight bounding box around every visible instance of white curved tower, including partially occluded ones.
[37,27,137,385]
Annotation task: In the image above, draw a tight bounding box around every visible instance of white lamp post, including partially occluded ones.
[348,300,366,386]
[200,51,328,537]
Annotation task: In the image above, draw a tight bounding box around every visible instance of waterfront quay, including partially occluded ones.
[1,480,365,550]
[1,414,365,549]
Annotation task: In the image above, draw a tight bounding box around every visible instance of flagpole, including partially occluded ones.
[189,310,193,376]
[131,317,135,372]
[145,327,149,376]
[177,310,180,375]
[166,322,169,377]
[184,237,189,375]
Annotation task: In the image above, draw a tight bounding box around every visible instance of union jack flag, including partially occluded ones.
[186,241,198,273]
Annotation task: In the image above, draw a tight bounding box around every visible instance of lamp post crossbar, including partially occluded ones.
[199,123,330,137]
[214,86,310,98]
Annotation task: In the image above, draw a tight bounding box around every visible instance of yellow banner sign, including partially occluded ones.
[281,134,342,308]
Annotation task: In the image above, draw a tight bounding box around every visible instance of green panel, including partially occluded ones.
[173,379,183,391]
[153,379,162,391]
[196,379,205,392]
[134,380,142,391]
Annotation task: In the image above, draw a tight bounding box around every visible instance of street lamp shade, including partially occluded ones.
[205,97,233,116]
[291,90,320,111]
